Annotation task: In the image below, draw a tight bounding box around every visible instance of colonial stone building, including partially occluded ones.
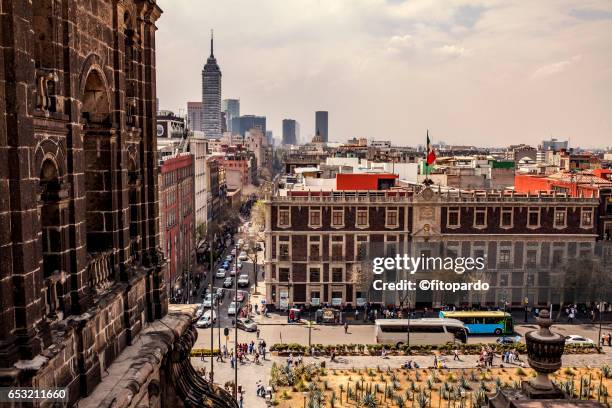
[0,1,235,406]
[264,184,603,310]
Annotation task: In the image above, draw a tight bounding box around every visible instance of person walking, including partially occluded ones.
[344,322,349,334]
[453,349,460,361]
[608,333,612,347]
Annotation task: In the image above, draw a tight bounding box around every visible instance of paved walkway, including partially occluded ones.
[192,350,612,408]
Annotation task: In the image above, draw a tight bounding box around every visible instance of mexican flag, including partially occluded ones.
[426,130,436,165]
[424,130,436,175]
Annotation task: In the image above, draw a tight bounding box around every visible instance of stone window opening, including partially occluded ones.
[308,207,322,228]
[474,207,487,228]
[554,207,567,229]
[527,207,540,228]
[385,207,399,228]
[278,207,290,228]
[40,158,62,279]
[500,207,513,228]
[331,207,344,228]
[580,207,593,228]
[356,207,369,228]
[447,207,460,228]
[128,157,141,262]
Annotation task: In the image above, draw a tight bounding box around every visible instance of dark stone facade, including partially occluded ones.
[0,1,239,406]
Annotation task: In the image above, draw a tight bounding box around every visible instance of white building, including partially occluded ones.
[190,135,209,238]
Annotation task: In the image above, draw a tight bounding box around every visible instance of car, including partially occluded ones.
[223,277,234,288]
[229,267,237,276]
[236,317,258,332]
[230,248,237,256]
[221,260,230,269]
[237,261,243,269]
[215,287,224,300]
[215,268,226,279]
[202,293,214,308]
[195,304,205,319]
[496,335,521,345]
[195,310,217,328]
[235,290,246,302]
[238,274,249,287]
[227,301,239,315]
[226,254,233,262]
[239,251,248,261]
[565,335,595,345]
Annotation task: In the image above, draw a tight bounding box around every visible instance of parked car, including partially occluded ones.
[223,277,234,288]
[226,254,233,262]
[237,261,243,269]
[202,293,215,308]
[215,268,226,279]
[239,251,248,261]
[195,310,217,328]
[238,274,250,287]
[221,260,230,269]
[227,301,239,315]
[236,317,258,332]
[565,335,594,345]
[496,335,521,345]
[195,304,205,319]
[230,248,237,256]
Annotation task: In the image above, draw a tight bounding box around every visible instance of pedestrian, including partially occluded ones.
[330,349,336,362]
[256,328,260,339]
[355,308,359,321]
[344,322,348,334]
[608,333,612,347]
[381,347,387,359]
[433,354,438,368]
[200,351,205,362]
[453,349,460,361]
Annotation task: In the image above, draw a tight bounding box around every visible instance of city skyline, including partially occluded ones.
[156,0,611,148]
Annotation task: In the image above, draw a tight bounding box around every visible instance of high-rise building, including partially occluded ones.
[231,114,266,137]
[222,98,240,134]
[282,119,299,145]
[315,110,328,142]
[202,31,222,138]
[187,101,203,131]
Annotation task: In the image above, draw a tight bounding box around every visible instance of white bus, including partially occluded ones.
[374,318,467,346]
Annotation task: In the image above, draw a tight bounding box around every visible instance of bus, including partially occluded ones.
[438,311,513,335]
[374,318,467,346]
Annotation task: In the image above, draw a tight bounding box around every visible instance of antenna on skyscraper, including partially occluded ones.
[210,29,214,56]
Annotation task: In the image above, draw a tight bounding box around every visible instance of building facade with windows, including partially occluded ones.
[158,153,195,301]
[264,185,602,310]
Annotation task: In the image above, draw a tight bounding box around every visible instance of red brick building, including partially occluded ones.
[159,153,195,300]
[264,174,603,309]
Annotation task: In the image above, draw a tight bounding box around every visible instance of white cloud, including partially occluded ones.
[531,55,582,79]
[434,44,469,57]
[386,34,414,54]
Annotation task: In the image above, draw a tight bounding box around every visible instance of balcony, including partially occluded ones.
[88,249,115,293]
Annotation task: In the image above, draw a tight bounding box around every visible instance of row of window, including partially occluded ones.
[278,205,596,230]
[446,206,594,229]
[278,206,399,229]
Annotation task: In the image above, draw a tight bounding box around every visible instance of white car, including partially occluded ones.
[239,251,248,261]
[237,274,249,287]
[215,268,226,279]
[202,293,214,308]
[226,254,233,262]
[237,261,243,269]
[227,301,239,315]
[565,335,594,345]
[195,304,205,319]
[229,267,237,277]
[195,310,217,328]
[231,248,237,256]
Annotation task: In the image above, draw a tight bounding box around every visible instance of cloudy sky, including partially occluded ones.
[155,0,612,148]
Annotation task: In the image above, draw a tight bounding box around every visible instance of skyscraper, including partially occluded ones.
[282,119,299,145]
[222,98,240,134]
[315,111,328,142]
[202,31,222,138]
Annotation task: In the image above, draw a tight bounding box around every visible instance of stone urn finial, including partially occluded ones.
[525,309,566,391]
